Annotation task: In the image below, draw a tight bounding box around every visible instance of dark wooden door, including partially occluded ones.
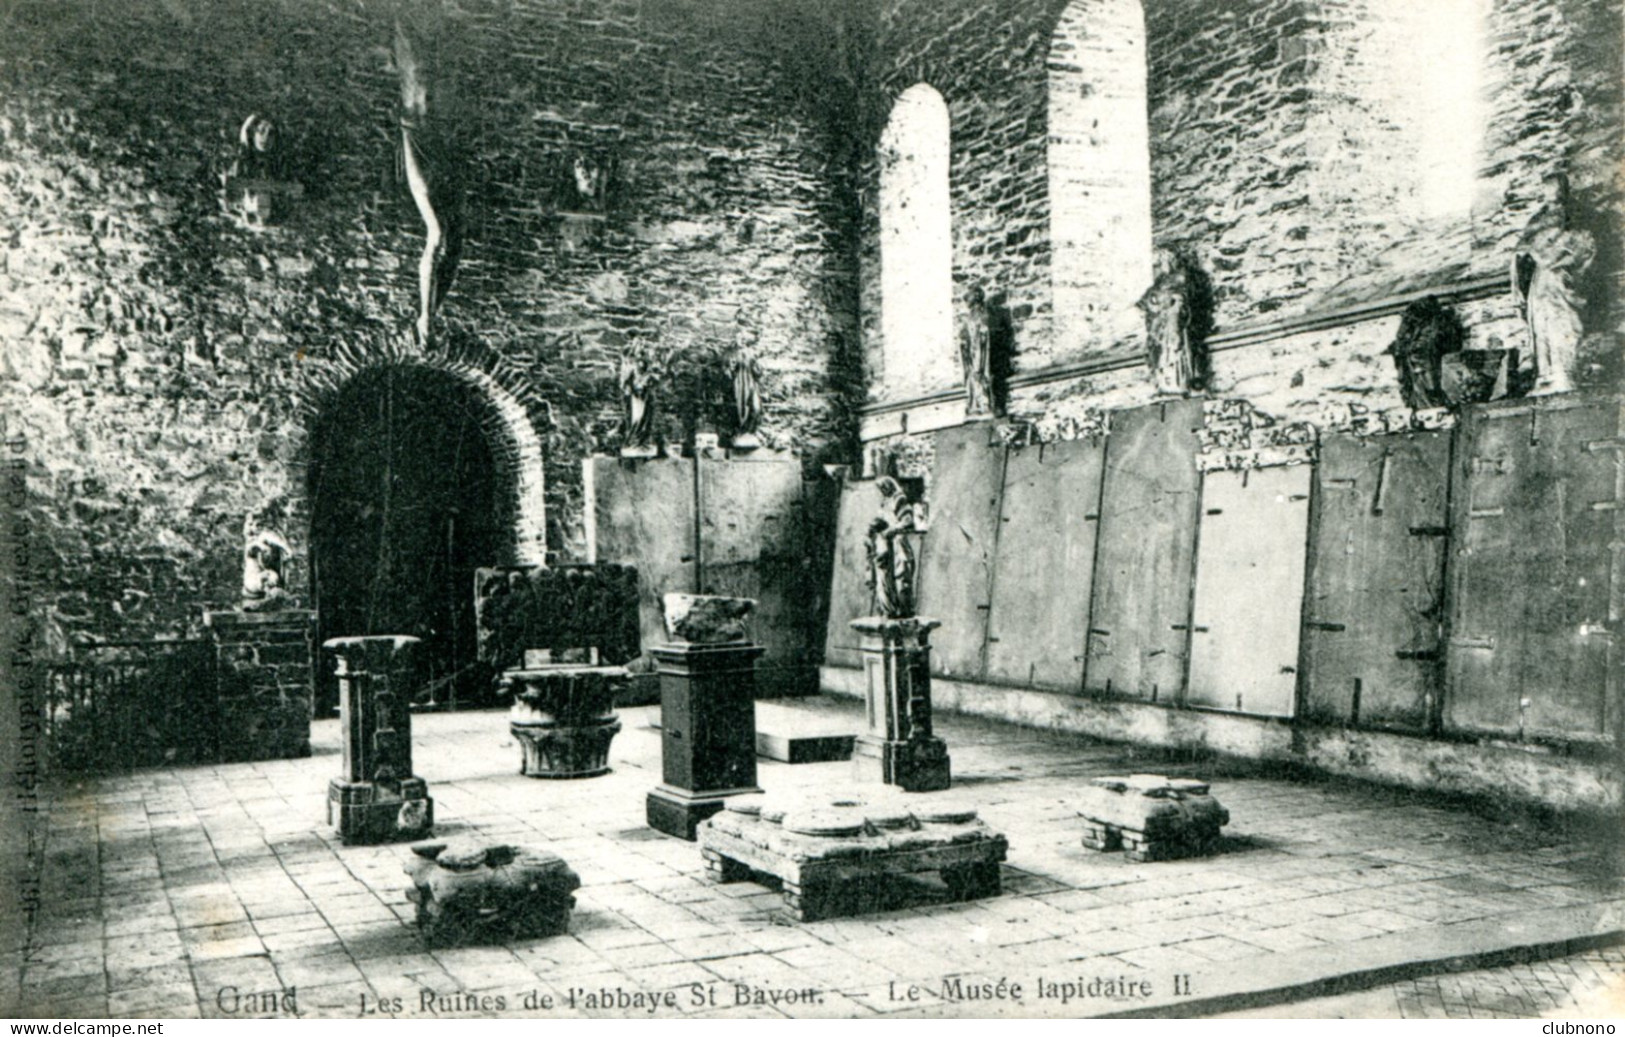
[1302,432,1451,732]
[985,436,1105,690]
[1445,396,1622,743]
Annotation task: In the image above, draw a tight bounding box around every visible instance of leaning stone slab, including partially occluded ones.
[1077,773,1229,862]
[404,840,580,946]
[662,593,755,644]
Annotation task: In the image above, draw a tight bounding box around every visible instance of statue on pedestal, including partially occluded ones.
[958,286,995,419]
[1138,247,1209,396]
[242,520,293,611]
[866,476,922,619]
[728,328,764,450]
[617,351,659,458]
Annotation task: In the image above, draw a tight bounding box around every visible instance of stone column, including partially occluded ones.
[204,609,315,762]
[851,616,951,792]
[325,635,434,845]
[647,594,764,840]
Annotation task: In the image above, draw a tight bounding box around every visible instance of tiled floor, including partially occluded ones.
[6,698,1623,1019]
[1216,945,1625,1020]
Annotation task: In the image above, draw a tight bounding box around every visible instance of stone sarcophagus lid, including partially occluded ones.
[1077,774,1229,862]
[404,840,580,946]
[325,635,434,844]
[474,564,640,779]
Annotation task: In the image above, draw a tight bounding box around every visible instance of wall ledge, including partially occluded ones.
[858,271,1512,433]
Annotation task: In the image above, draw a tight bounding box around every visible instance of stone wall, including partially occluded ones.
[206,610,315,763]
[860,0,1622,410]
[0,0,861,651]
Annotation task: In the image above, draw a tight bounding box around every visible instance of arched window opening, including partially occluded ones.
[879,83,954,399]
[1047,0,1153,357]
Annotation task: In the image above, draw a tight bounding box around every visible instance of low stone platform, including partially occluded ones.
[698,791,1008,921]
[1078,774,1229,862]
[754,702,856,763]
[403,840,580,947]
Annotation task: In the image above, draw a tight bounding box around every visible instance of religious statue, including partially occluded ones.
[242,520,293,611]
[958,286,995,418]
[617,351,658,458]
[1137,247,1209,396]
[396,22,466,347]
[866,476,923,619]
[1513,228,1594,396]
[221,114,302,229]
[1386,296,1465,410]
[728,329,764,450]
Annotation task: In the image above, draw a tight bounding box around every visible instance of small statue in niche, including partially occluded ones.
[1137,247,1211,396]
[865,476,923,619]
[1386,296,1465,410]
[1513,229,1595,396]
[565,150,618,213]
[958,285,995,418]
[727,327,764,450]
[242,520,294,611]
[396,21,466,347]
[221,114,303,229]
[617,351,659,458]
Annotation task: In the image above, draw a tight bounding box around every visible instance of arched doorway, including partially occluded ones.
[308,364,517,713]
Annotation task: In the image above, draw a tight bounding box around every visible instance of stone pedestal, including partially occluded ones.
[851,616,950,792]
[504,667,627,778]
[647,641,765,839]
[204,609,315,762]
[325,636,434,845]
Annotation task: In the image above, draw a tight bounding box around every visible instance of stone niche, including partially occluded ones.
[204,609,316,762]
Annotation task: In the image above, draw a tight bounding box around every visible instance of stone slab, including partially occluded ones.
[752,702,856,763]
[698,792,1007,921]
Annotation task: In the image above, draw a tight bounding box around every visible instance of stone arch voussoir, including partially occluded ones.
[294,330,549,565]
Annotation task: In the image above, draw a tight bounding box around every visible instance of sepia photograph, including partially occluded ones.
[0,0,1622,1023]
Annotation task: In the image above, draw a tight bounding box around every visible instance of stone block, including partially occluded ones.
[404,840,580,946]
[699,791,1008,921]
[661,593,756,644]
[1077,774,1229,862]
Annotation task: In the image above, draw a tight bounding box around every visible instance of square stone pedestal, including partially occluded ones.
[324,635,434,845]
[851,616,950,792]
[647,641,764,839]
[204,609,315,762]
